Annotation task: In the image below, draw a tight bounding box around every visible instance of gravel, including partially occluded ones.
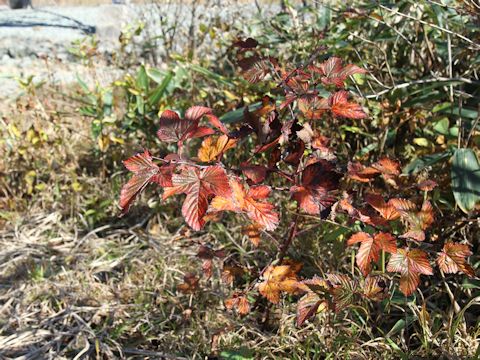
[0,3,271,99]
[0,5,136,99]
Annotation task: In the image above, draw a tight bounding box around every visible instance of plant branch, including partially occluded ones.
[365,77,480,99]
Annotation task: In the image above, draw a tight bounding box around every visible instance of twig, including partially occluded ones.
[365,77,480,99]
[278,213,299,263]
[466,104,480,147]
[377,4,480,49]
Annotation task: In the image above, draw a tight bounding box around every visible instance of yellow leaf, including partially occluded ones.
[26,129,35,142]
[198,135,237,162]
[34,183,47,191]
[8,124,21,138]
[223,90,239,101]
[109,134,124,144]
[98,135,110,152]
[72,182,83,192]
[413,138,430,147]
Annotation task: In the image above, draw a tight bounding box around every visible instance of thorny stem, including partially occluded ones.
[278,213,300,264]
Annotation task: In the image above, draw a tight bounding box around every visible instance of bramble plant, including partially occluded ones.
[118,40,475,327]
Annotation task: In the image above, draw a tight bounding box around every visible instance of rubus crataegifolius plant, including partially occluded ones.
[119,42,475,326]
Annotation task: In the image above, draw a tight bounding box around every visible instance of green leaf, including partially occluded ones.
[433,117,449,135]
[220,348,254,360]
[146,68,167,84]
[451,148,480,213]
[386,337,408,360]
[461,278,480,290]
[189,64,233,87]
[220,102,263,124]
[340,125,376,138]
[147,70,174,107]
[387,320,405,338]
[403,150,453,175]
[433,102,479,119]
[76,74,90,93]
[136,65,149,92]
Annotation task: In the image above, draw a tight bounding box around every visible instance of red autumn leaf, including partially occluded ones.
[291,159,340,215]
[177,273,200,293]
[157,106,226,145]
[347,232,397,276]
[185,106,228,134]
[337,195,387,228]
[417,180,438,191]
[371,157,400,177]
[387,248,433,296]
[156,108,211,144]
[296,123,334,157]
[296,276,330,326]
[365,193,400,221]
[202,259,213,278]
[120,150,173,214]
[326,273,358,311]
[210,178,279,231]
[329,90,367,119]
[296,292,327,327]
[241,56,278,83]
[221,265,244,285]
[163,165,231,230]
[233,37,258,49]
[298,95,330,120]
[197,244,226,277]
[389,199,434,241]
[437,242,474,277]
[312,57,367,88]
[347,162,380,182]
[240,163,268,184]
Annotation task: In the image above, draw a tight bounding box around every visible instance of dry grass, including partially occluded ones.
[1,209,478,358]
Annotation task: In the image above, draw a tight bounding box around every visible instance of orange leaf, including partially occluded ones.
[362,275,388,300]
[347,162,380,182]
[329,91,367,119]
[437,242,474,277]
[298,95,329,120]
[120,150,173,214]
[365,193,400,221]
[242,224,262,247]
[211,178,279,231]
[387,248,433,296]
[221,265,244,285]
[163,165,231,230]
[258,263,302,304]
[389,199,434,241]
[371,157,400,177]
[198,135,237,163]
[312,57,366,88]
[347,232,397,275]
[225,292,250,315]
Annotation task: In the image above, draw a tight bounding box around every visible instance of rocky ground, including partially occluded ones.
[0,3,268,100]
[0,5,133,100]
